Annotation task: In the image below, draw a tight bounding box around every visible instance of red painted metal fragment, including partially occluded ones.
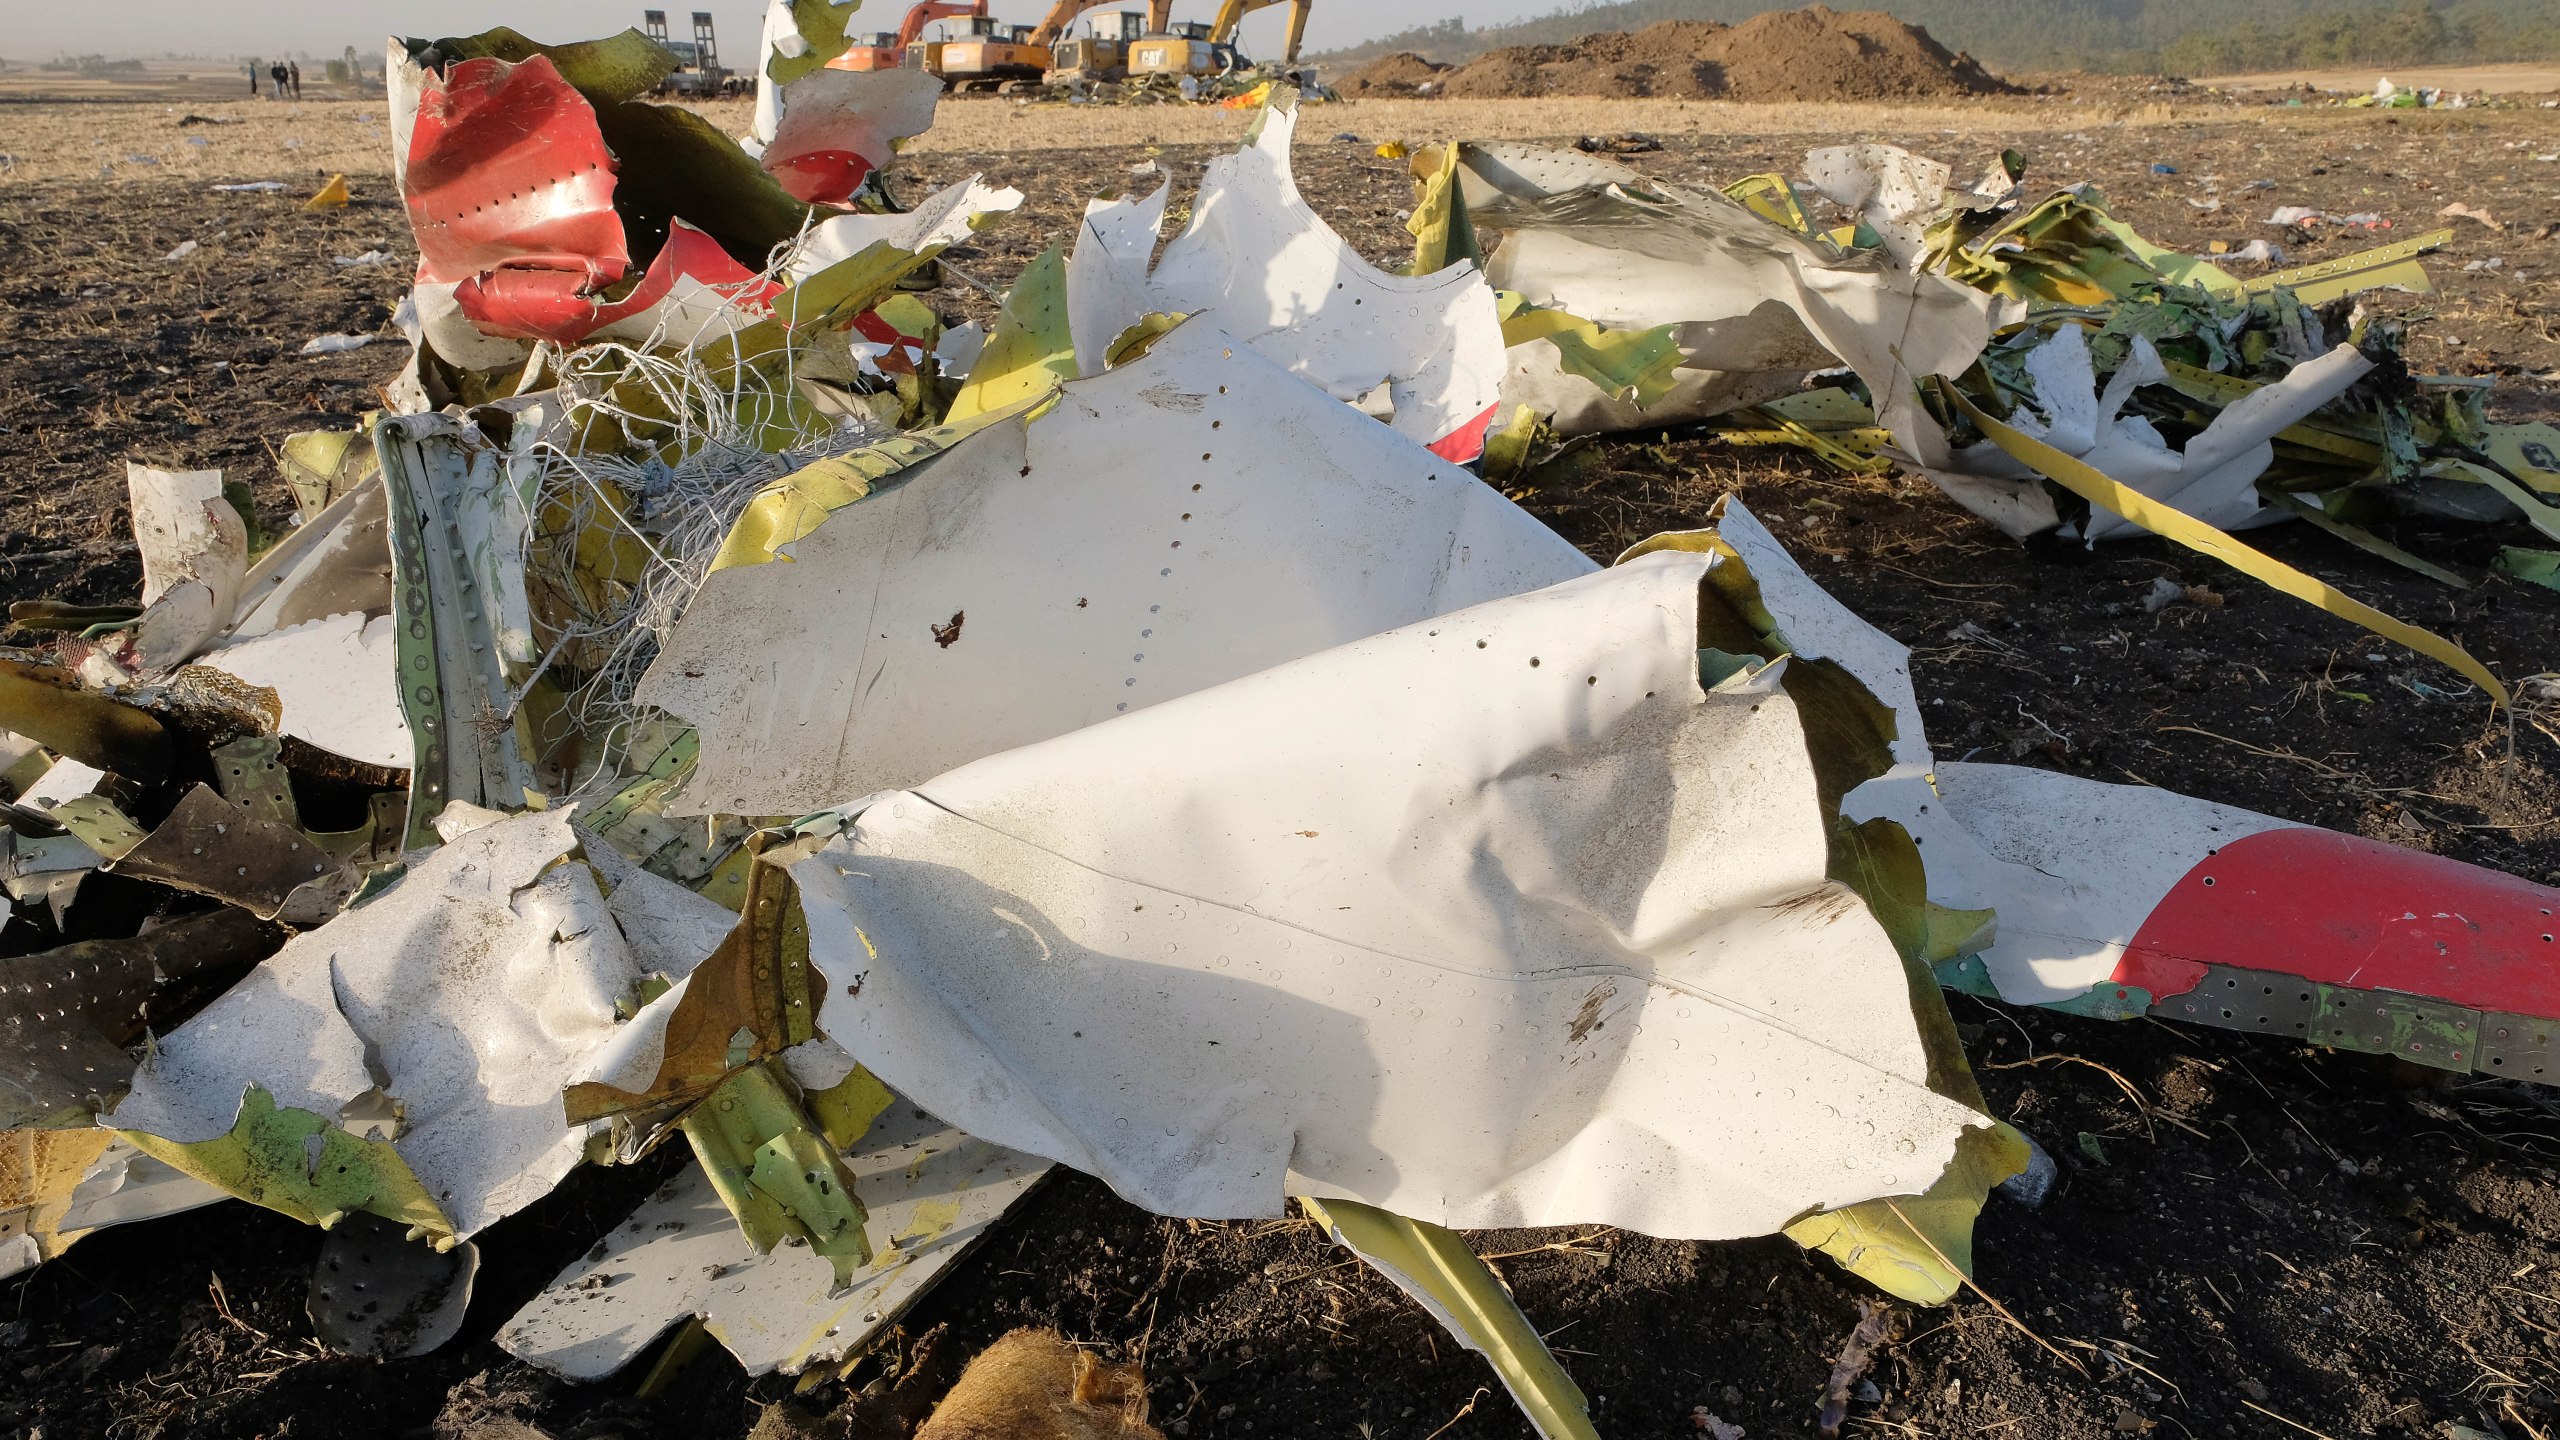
[769,150,877,206]
[456,220,779,344]
[2116,826,2560,1017]
[1426,402,1500,466]
[404,53,629,289]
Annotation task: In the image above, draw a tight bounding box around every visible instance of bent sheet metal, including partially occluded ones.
[637,320,1589,819]
[785,556,1991,1238]
[1702,498,2560,1071]
[1067,92,1508,459]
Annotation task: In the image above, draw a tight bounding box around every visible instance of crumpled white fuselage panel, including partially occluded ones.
[638,321,1590,819]
[790,556,1984,1239]
[1069,104,1506,456]
[108,809,704,1238]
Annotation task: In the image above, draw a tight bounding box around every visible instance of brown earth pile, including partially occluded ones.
[1408,6,2014,103]
[1337,51,1453,96]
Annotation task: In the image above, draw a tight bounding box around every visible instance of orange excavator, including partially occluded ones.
[828,0,981,72]
[933,0,1125,90]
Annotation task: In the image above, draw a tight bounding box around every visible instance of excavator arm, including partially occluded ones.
[1029,0,1122,46]
[1146,0,1175,32]
[1208,0,1311,62]
[896,0,984,47]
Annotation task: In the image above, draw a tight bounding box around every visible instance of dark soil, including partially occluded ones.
[3,106,2559,1440]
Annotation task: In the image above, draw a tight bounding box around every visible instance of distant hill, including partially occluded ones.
[1312,0,2560,77]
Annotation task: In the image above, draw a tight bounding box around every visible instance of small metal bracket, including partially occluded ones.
[2150,965,2321,1039]
[2477,1013,2559,1085]
[2312,987,2482,1072]
[210,735,298,830]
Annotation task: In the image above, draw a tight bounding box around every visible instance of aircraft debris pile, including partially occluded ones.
[1,15,2553,1439]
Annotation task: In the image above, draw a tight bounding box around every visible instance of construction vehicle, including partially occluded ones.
[642,10,739,95]
[930,0,1121,92]
[829,0,981,73]
[1128,0,1310,81]
[1049,11,1150,84]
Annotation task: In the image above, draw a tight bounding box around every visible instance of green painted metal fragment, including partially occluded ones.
[681,1062,871,1286]
[407,26,678,107]
[118,1086,455,1244]
[2493,546,2560,591]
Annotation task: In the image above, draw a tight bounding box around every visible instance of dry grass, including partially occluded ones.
[0,90,2280,187]
[903,93,2262,153]
[0,100,394,187]
[2199,62,2560,94]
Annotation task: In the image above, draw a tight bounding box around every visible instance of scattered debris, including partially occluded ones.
[1815,1302,1892,1436]
[2,21,2554,1440]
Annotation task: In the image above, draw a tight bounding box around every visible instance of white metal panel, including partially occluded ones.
[109,810,651,1237]
[196,612,412,770]
[639,320,1592,818]
[791,558,1982,1239]
[499,1099,1046,1380]
[1133,102,1505,452]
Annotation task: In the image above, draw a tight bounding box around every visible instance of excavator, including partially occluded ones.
[1127,0,1310,82]
[1048,10,1151,84]
[934,0,1127,90]
[827,0,980,72]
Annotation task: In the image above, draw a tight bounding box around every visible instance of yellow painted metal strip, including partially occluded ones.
[2247,229,2452,303]
[1300,1198,1600,1440]
[1944,383,2507,708]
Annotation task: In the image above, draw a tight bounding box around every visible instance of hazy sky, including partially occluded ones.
[8,3,1546,63]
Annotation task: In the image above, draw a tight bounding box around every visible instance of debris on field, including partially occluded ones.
[162,239,198,262]
[2494,546,2560,590]
[1307,1198,1601,1440]
[1576,132,1662,155]
[6,27,2559,1440]
[1062,91,1504,457]
[309,1211,480,1358]
[787,552,1981,1235]
[209,180,286,192]
[305,172,351,210]
[1816,1302,1891,1436]
[1415,131,2551,680]
[2439,201,2502,231]
[2266,205,2390,229]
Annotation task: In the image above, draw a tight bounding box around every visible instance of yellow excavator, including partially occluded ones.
[1048,9,1151,84]
[1127,0,1310,82]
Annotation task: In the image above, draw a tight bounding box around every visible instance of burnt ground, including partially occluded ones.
[2,102,2559,1440]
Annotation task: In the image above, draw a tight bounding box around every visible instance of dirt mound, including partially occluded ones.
[1337,52,1453,97]
[1434,7,2016,103]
